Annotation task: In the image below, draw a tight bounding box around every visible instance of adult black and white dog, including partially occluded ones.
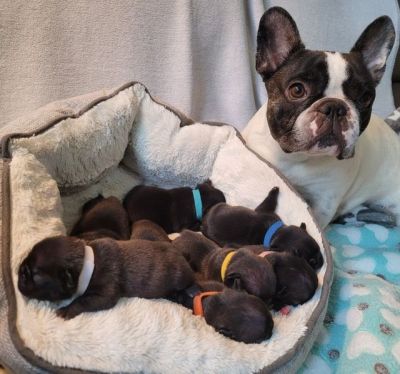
[242,7,399,228]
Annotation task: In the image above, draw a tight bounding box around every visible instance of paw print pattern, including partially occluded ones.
[300,222,400,373]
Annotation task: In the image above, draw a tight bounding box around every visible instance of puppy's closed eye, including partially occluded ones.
[60,269,75,291]
[217,327,234,339]
[32,272,46,286]
[276,286,287,297]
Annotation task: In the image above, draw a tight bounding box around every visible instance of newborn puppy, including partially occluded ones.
[202,187,323,269]
[171,229,219,272]
[123,180,225,234]
[173,230,276,301]
[246,247,318,310]
[70,195,130,241]
[169,280,274,343]
[18,236,194,319]
[130,219,171,242]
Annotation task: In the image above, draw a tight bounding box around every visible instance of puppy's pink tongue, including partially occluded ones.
[279,306,291,316]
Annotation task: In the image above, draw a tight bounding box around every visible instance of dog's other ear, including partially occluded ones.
[300,222,307,231]
[351,16,395,86]
[256,7,304,80]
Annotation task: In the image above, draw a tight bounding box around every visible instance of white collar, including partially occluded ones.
[57,245,95,308]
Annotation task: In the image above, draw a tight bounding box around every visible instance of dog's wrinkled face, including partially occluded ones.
[204,288,274,343]
[256,7,395,159]
[18,236,84,301]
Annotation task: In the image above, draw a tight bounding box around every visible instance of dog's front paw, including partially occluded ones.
[56,306,80,320]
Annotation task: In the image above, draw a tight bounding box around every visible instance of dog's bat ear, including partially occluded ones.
[351,16,395,86]
[256,7,304,80]
[300,222,307,231]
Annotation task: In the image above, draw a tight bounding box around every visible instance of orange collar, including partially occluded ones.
[193,291,221,316]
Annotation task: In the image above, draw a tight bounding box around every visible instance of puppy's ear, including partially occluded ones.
[256,7,304,80]
[300,222,307,231]
[225,273,242,290]
[351,16,395,86]
[255,187,279,213]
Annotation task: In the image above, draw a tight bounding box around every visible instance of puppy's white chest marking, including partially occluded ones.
[324,52,348,98]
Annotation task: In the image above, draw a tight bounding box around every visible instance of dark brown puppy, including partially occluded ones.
[172,230,276,301]
[70,195,130,241]
[18,236,194,319]
[202,187,323,269]
[130,219,171,242]
[169,280,274,343]
[246,246,319,310]
[123,181,225,234]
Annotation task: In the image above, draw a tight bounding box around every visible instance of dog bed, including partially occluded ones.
[0,82,332,373]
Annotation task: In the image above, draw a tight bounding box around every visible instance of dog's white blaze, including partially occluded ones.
[324,52,348,98]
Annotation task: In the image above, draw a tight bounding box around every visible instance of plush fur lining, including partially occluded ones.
[6,83,331,373]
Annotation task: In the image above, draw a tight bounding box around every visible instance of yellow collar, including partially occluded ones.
[220,251,236,281]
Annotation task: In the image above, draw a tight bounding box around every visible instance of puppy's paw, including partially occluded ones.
[56,306,80,320]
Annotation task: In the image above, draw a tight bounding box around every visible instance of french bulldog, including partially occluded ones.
[201,187,323,269]
[70,195,130,241]
[246,247,319,310]
[130,219,171,242]
[242,7,399,227]
[169,280,274,343]
[18,236,194,319]
[172,230,277,301]
[123,181,226,234]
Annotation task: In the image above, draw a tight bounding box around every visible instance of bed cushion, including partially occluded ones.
[300,224,400,373]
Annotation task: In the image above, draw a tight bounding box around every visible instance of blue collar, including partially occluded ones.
[192,189,203,221]
[263,220,284,247]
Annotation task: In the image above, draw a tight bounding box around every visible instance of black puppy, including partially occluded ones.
[172,230,276,301]
[130,219,171,242]
[18,236,194,319]
[202,187,323,269]
[123,181,225,233]
[70,195,130,241]
[169,280,274,343]
[248,247,318,310]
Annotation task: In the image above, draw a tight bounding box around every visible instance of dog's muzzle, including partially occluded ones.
[310,98,352,158]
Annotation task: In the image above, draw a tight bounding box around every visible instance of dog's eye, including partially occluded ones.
[287,83,307,100]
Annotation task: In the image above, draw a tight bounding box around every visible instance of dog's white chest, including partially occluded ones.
[242,104,400,227]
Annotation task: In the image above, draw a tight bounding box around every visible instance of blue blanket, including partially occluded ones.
[300,224,400,373]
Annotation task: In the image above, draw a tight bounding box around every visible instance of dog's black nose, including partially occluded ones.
[319,100,347,117]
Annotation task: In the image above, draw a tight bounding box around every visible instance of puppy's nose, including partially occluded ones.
[319,100,347,118]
